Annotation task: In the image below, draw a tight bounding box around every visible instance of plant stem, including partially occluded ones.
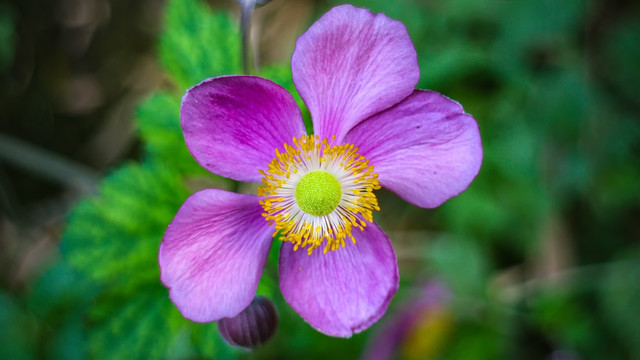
[240,0,255,74]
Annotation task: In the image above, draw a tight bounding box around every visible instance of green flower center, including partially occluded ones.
[295,170,342,216]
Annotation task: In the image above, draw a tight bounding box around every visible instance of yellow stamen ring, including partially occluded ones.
[257,135,381,255]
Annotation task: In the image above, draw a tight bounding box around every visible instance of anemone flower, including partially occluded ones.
[159,4,482,337]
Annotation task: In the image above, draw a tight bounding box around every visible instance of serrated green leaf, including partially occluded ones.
[62,162,189,291]
[86,286,234,360]
[159,0,242,91]
[60,159,249,359]
[88,289,175,360]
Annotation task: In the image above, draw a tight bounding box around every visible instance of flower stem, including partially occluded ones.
[240,1,254,74]
[238,0,271,74]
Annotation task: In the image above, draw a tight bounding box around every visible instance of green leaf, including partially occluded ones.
[83,284,234,360]
[88,289,177,360]
[60,160,240,359]
[159,0,242,91]
[62,162,189,292]
[59,162,258,359]
[27,262,95,360]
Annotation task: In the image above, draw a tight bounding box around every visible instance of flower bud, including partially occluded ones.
[217,296,278,350]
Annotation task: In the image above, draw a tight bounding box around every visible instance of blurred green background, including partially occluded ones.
[1,0,639,359]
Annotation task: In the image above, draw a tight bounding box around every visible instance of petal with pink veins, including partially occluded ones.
[344,90,482,209]
[292,5,419,142]
[159,189,273,322]
[181,76,306,182]
[279,222,399,337]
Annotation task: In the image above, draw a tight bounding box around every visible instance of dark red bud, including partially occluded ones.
[217,296,278,350]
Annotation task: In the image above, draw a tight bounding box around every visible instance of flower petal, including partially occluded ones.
[159,189,273,322]
[278,222,399,337]
[181,76,305,182]
[344,90,482,208]
[291,5,419,142]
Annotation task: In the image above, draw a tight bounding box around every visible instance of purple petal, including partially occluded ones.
[292,5,419,142]
[159,189,273,322]
[344,90,482,209]
[181,76,306,182]
[279,222,399,337]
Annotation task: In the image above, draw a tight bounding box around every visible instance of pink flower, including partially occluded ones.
[159,4,482,337]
